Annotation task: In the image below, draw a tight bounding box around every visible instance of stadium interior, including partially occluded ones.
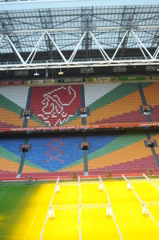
[0,0,159,239]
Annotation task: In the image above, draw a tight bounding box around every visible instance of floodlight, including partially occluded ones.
[34,69,39,76]
[58,68,64,75]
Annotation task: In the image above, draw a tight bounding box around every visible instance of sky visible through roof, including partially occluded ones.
[0,0,158,11]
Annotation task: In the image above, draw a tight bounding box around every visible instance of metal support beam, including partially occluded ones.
[89,31,110,60]
[81,7,93,60]
[117,6,136,57]
[68,31,87,62]
[25,32,45,64]
[153,45,159,59]
[47,32,67,62]
[0,35,3,46]
[151,29,159,49]
[0,58,159,71]
[1,25,159,35]
[1,28,159,71]
[131,31,147,59]
[111,30,129,60]
[131,30,153,59]
[6,35,24,64]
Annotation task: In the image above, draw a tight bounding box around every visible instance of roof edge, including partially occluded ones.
[0,0,158,11]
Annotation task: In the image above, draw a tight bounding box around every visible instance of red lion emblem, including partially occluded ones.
[38,86,76,126]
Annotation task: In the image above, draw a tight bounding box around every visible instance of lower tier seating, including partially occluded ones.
[21,134,84,177]
[0,130,159,178]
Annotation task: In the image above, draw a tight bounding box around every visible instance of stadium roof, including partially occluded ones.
[0,0,159,71]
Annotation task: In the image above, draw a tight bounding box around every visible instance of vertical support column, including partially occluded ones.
[83,151,88,174]
[83,135,88,176]
[80,85,86,125]
[17,138,29,177]
[145,131,159,168]
[81,7,93,59]
[23,87,32,128]
[137,84,151,122]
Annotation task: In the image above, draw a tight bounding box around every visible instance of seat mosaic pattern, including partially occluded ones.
[22,135,84,174]
[29,85,82,127]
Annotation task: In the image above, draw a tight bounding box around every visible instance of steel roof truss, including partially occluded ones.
[25,32,45,64]
[89,31,110,61]
[68,31,86,63]
[153,45,159,59]
[0,59,159,71]
[111,30,129,60]
[131,30,153,59]
[6,35,24,64]
[0,35,4,46]
[46,32,67,62]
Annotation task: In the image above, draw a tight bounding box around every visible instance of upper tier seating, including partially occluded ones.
[64,83,154,127]
[28,85,82,127]
[142,82,159,122]
[0,86,29,129]
[85,83,148,125]
[0,82,159,131]
[0,85,45,130]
